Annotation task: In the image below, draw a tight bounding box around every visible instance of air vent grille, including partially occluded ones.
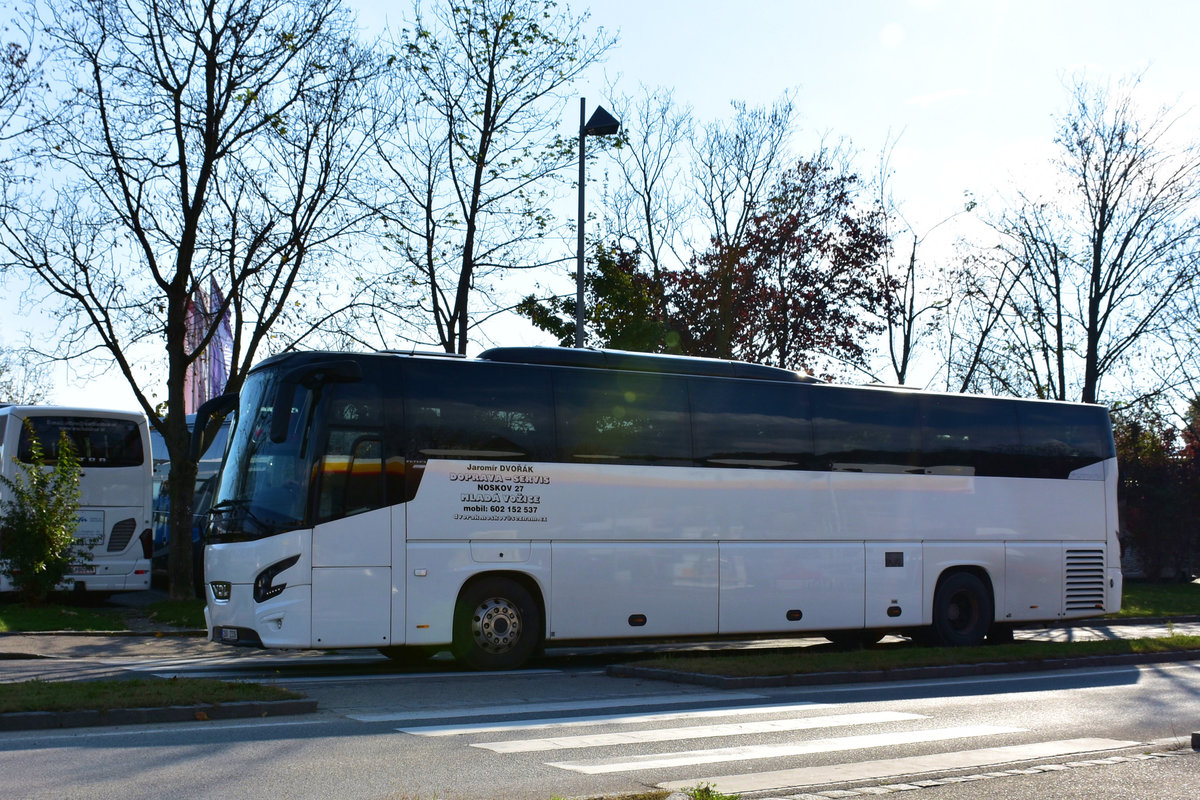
[107,518,137,553]
[1064,548,1106,611]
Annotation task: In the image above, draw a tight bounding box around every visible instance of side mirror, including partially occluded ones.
[191,394,238,461]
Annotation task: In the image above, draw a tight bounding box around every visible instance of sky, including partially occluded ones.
[16,0,1200,410]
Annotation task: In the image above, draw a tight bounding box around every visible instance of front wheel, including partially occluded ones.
[930,571,993,646]
[452,576,542,670]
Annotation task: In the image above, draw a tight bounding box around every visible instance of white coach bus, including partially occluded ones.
[0,405,153,593]
[197,348,1121,669]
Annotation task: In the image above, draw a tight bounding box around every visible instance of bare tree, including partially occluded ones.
[873,135,968,386]
[365,0,614,354]
[0,0,380,598]
[941,248,1031,395]
[954,76,1200,404]
[600,83,694,285]
[692,94,796,251]
[0,342,48,403]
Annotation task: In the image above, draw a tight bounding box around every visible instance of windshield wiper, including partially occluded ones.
[208,498,249,514]
[208,498,273,534]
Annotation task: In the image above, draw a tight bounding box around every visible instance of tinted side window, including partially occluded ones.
[1018,403,1114,479]
[18,416,144,467]
[691,379,812,468]
[922,395,1022,476]
[405,362,554,462]
[313,381,387,523]
[555,371,690,465]
[812,387,921,472]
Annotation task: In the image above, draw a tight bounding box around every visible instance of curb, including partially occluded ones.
[605,649,1200,689]
[0,629,207,638]
[0,698,318,732]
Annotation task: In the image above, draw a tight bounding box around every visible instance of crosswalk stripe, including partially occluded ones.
[659,737,1142,794]
[475,711,927,753]
[400,701,838,737]
[349,691,764,723]
[547,724,1025,774]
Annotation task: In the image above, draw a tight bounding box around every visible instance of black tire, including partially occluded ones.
[452,576,542,670]
[987,622,1015,645]
[825,630,886,649]
[931,571,993,646]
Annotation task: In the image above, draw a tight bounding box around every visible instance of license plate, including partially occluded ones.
[220,627,239,643]
[71,565,97,575]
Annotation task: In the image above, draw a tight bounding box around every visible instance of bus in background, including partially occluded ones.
[0,405,153,594]
[150,414,231,591]
[198,347,1122,669]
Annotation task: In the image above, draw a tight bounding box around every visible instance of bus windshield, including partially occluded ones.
[209,368,316,541]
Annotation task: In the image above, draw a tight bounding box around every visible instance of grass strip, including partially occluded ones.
[0,604,127,633]
[1117,580,1200,618]
[0,677,301,714]
[146,599,206,629]
[633,635,1200,678]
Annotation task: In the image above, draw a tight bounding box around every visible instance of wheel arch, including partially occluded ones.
[934,563,997,612]
[922,543,1005,626]
[927,564,998,646]
[456,569,547,639]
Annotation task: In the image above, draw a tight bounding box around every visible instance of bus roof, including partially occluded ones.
[478,346,815,382]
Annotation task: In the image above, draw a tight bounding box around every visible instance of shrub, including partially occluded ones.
[0,423,86,604]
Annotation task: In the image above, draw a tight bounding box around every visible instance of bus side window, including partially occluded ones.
[812,386,921,473]
[555,371,691,465]
[1018,404,1113,479]
[691,379,813,469]
[921,396,1022,477]
[403,362,554,462]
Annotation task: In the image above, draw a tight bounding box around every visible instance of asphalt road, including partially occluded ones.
[2,617,1200,799]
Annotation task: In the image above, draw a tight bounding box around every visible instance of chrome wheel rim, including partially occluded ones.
[471,596,522,654]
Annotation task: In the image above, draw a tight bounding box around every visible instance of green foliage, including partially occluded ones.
[1111,408,1200,581]
[518,242,680,353]
[0,425,85,604]
[685,784,741,800]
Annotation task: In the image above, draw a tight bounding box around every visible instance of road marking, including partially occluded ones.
[659,737,1142,794]
[475,711,927,752]
[400,701,838,736]
[548,724,1025,774]
[349,691,765,723]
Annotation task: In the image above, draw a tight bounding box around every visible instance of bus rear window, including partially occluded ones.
[18,417,145,467]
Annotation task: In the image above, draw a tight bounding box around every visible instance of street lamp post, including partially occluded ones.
[576,98,621,348]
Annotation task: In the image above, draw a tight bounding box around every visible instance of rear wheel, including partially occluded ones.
[452,576,541,670]
[931,571,993,646]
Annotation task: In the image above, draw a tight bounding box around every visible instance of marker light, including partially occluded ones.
[253,555,301,603]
